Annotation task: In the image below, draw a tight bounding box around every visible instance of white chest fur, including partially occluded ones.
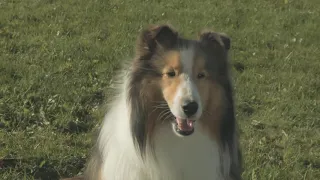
[149,123,223,180]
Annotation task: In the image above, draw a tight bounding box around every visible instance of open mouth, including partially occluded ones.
[173,117,195,136]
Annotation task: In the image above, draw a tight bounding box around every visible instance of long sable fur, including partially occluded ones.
[63,25,243,180]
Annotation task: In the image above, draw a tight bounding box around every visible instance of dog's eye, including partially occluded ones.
[197,72,205,79]
[167,71,176,77]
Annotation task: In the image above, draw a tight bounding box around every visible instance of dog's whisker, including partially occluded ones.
[149,104,170,115]
[158,110,171,120]
[160,112,172,124]
[156,110,168,121]
[149,106,169,115]
[157,110,171,122]
[203,109,212,116]
[162,113,174,123]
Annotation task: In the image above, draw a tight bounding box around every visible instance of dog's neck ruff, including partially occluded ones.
[96,75,228,180]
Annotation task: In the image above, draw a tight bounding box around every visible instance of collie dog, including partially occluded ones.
[84,25,242,180]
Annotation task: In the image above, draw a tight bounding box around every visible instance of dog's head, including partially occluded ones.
[130,24,231,138]
[128,25,241,178]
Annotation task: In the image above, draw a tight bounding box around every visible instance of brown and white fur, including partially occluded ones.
[84,25,242,180]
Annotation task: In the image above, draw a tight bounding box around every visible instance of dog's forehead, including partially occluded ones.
[179,47,195,74]
[178,40,206,73]
[161,39,209,73]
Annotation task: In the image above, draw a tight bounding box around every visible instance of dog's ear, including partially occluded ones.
[198,30,231,50]
[136,24,179,57]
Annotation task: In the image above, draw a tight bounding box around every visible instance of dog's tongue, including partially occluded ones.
[176,118,194,131]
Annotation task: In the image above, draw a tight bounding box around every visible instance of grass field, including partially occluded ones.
[0,0,319,179]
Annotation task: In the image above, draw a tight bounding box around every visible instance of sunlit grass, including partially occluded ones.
[0,0,319,179]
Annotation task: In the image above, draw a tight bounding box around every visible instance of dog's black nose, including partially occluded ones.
[182,101,198,117]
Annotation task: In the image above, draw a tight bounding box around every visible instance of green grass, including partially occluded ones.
[0,0,319,179]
